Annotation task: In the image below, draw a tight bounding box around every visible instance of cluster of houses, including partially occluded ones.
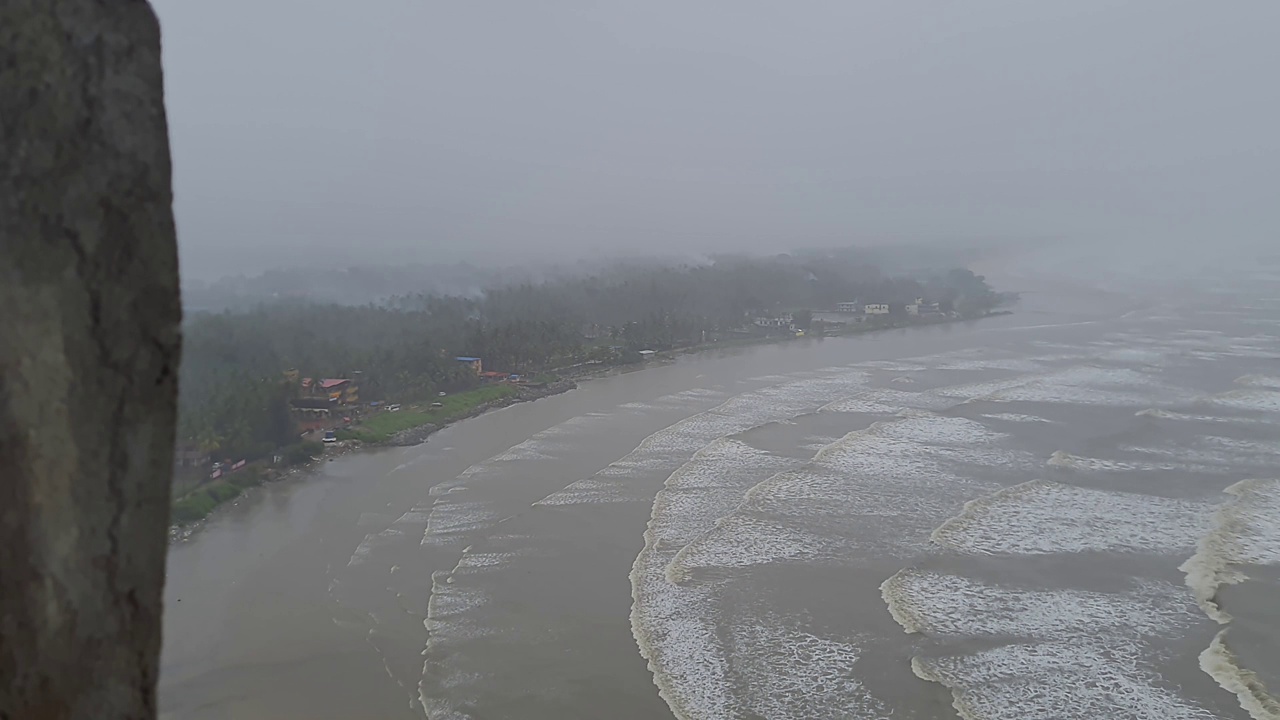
[834,298,942,316]
[752,312,796,330]
[456,356,525,383]
[287,372,362,433]
[750,298,949,335]
[281,356,517,439]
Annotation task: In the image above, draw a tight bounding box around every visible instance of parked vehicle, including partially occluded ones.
[388,404,401,412]
[431,402,444,408]
[322,430,337,445]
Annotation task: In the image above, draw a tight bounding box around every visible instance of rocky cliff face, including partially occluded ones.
[0,3,181,718]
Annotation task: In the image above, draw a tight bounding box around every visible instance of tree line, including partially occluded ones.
[178,250,1003,462]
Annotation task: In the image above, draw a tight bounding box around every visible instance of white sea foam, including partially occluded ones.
[819,387,952,414]
[1047,450,1183,473]
[931,376,1038,401]
[1097,347,1173,365]
[1199,630,1280,720]
[853,360,928,372]
[645,439,793,551]
[424,572,489,626]
[630,370,901,720]
[1236,375,1280,390]
[428,369,871,720]
[1136,408,1264,425]
[885,570,1214,720]
[881,570,1198,638]
[935,364,1188,407]
[421,414,621,542]
[1121,438,1280,470]
[532,478,632,506]
[545,370,871,508]
[911,640,1217,720]
[932,480,1213,555]
[669,415,1013,583]
[421,501,503,546]
[450,550,526,575]
[932,357,1058,372]
[981,413,1050,423]
[1180,479,1280,623]
[729,622,891,718]
[346,505,432,566]
[874,412,1008,446]
[799,435,840,451]
[667,513,826,578]
[1206,390,1280,414]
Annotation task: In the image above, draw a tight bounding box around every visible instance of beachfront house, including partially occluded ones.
[299,376,359,405]
[836,301,860,313]
[318,378,358,405]
[864,303,890,315]
[753,313,793,328]
[906,297,942,316]
[290,398,334,432]
[456,356,483,374]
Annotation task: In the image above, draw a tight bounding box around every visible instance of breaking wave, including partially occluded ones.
[1199,630,1280,720]
[1180,479,1280,623]
[1180,479,1280,719]
[634,409,1024,719]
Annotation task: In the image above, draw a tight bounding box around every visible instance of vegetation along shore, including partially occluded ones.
[168,248,1013,533]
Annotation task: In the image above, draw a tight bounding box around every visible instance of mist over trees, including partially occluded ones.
[178,249,1003,459]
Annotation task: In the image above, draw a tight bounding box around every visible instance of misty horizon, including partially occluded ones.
[155,1,1279,281]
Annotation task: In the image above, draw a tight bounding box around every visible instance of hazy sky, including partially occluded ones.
[154,1,1280,279]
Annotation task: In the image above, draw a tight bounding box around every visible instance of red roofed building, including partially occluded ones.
[300,377,359,405]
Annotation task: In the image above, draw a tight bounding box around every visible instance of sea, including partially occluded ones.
[159,253,1280,720]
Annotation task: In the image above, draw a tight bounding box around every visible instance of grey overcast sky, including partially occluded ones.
[154,1,1280,279]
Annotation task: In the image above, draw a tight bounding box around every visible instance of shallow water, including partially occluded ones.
[159,270,1280,720]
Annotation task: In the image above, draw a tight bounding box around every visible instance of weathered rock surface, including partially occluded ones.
[1,2,180,718]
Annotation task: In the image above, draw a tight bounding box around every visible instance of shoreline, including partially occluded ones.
[167,379,579,541]
[167,308,1011,541]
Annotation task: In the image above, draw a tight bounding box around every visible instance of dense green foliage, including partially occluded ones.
[171,480,244,523]
[178,251,1001,462]
[281,441,324,466]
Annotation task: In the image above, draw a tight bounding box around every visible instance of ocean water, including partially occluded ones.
[159,267,1280,720]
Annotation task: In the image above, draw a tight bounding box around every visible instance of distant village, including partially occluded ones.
[174,295,973,488]
[749,297,952,337]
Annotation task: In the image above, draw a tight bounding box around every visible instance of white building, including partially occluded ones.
[836,301,860,313]
[864,303,890,315]
[753,313,793,328]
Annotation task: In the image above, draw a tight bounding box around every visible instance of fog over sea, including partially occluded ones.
[160,254,1280,720]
